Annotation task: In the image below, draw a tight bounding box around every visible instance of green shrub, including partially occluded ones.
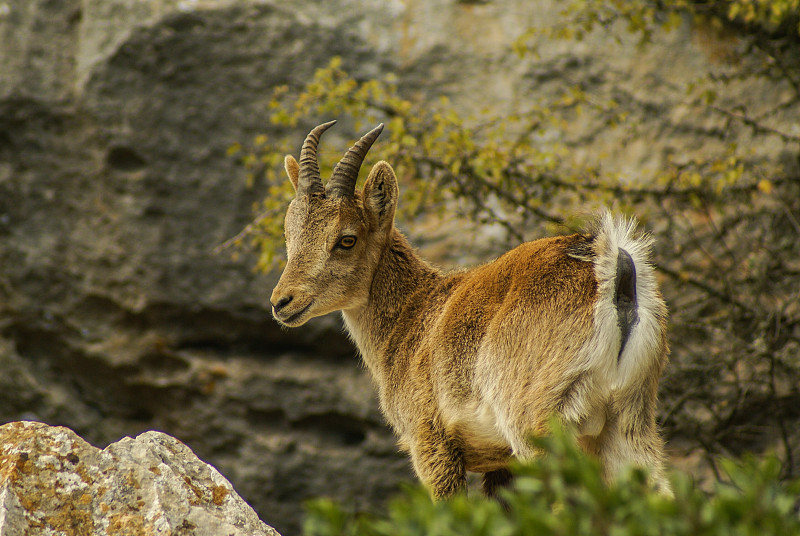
[303,427,800,536]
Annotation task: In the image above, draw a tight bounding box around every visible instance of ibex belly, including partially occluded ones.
[441,399,512,473]
[432,237,604,465]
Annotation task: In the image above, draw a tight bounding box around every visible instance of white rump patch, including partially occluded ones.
[584,211,665,392]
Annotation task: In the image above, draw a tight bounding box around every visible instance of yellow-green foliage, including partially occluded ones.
[303,426,800,536]
[515,0,800,49]
[231,1,799,272]
[230,55,622,271]
[230,51,785,270]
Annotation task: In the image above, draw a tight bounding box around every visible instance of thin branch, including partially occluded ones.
[708,104,800,144]
[212,211,272,255]
[656,264,753,316]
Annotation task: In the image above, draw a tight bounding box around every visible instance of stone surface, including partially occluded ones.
[0,421,279,535]
[0,4,417,532]
[0,1,795,534]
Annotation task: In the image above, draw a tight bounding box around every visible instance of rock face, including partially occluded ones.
[0,421,280,535]
[1,1,417,534]
[0,0,793,534]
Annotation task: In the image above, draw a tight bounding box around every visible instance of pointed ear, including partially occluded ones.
[363,161,398,229]
[285,155,300,192]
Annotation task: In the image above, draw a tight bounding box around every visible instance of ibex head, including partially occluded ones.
[270,121,398,327]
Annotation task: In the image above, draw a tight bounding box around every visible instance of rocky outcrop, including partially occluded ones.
[0,2,417,534]
[0,421,279,535]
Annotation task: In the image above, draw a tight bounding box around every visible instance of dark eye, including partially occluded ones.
[337,236,357,249]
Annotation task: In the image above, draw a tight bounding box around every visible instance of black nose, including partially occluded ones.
[272,295,293,313]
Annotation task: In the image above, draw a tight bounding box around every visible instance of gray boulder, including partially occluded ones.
[0,421,280,535]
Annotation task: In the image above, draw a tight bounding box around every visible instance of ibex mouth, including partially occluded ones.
[273,300,314,327]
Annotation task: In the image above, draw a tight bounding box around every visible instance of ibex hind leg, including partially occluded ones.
[598,386,673,496]
[482,468,513,501]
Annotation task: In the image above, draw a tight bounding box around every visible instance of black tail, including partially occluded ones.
[614,248,638,361]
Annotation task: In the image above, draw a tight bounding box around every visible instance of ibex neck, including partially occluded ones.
[342,228,440,377]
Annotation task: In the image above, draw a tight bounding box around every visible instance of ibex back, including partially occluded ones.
[270,121,671,498]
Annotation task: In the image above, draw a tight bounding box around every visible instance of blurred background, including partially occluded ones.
[1,1,798,534]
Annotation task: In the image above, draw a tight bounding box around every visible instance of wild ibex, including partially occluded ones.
[270,121,671,498]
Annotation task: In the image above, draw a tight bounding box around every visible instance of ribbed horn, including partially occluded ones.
[327,123,384,198]
[297,120,336,198]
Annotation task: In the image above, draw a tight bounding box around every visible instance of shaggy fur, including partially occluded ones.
[270,124,672,498]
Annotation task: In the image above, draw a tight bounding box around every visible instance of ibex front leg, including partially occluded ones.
[410,419,466,499]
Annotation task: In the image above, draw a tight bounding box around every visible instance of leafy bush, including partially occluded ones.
[302,427,800,536]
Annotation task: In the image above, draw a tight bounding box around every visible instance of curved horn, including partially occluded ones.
[327,123,384,198]
[297,120,337,198]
